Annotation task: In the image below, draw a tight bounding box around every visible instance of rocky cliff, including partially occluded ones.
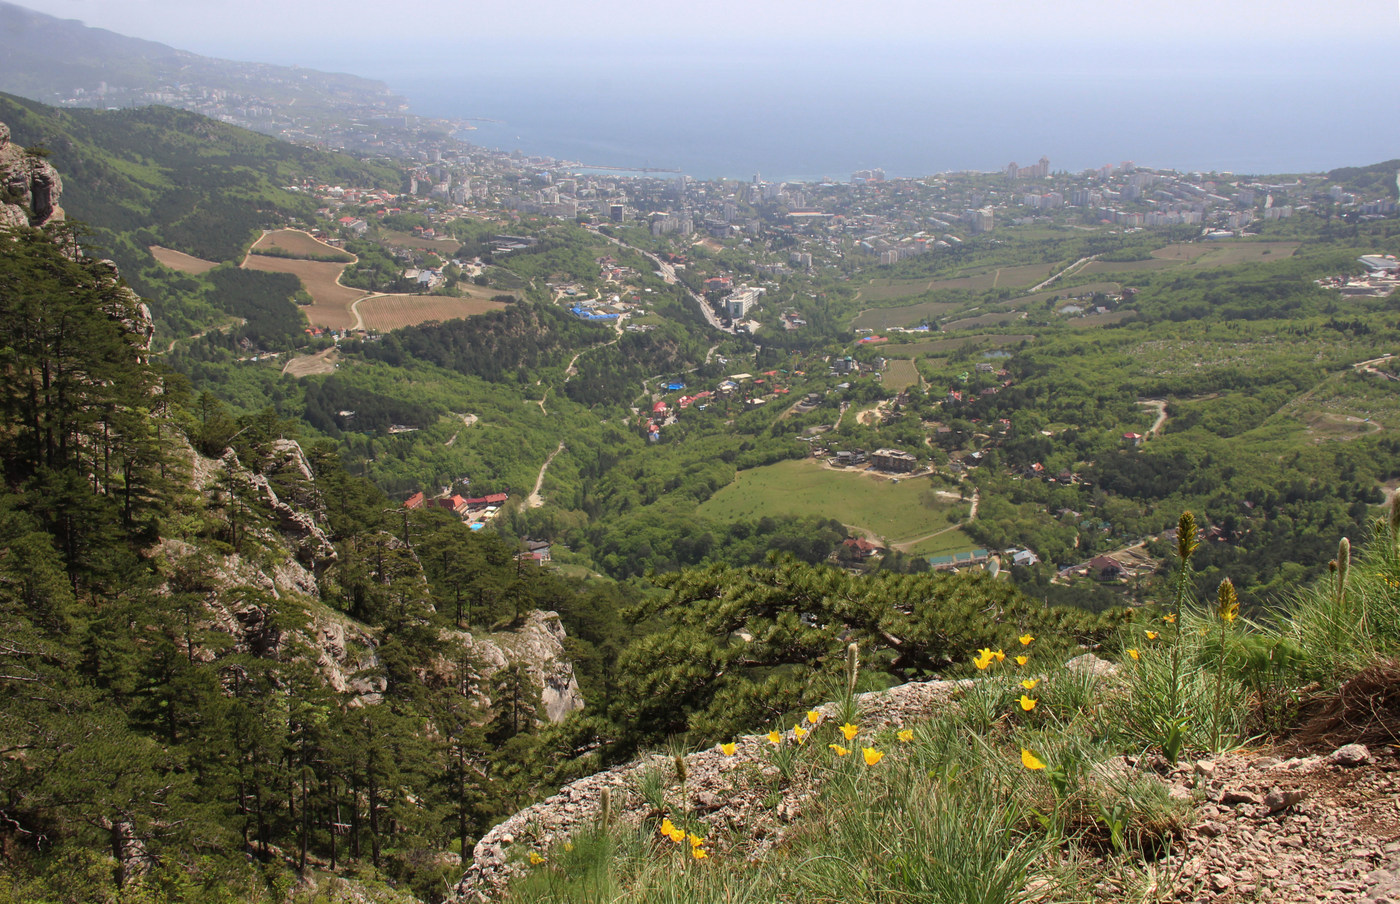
[0,120,62,228]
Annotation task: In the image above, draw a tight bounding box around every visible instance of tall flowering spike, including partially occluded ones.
[846,642,860,698]
[1217,578,1239,624]
[1337,537,1351,598]
[674,753,687,784]
[1177,511,1199,561]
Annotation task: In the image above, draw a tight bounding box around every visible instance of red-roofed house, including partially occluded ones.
[404,492,426,510]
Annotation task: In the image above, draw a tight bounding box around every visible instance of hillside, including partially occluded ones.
[0,2,407,136]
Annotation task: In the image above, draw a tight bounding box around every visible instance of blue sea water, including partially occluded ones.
[363,39,1400,181]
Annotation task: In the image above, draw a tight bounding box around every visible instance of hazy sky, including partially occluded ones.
[17,0,1399,62]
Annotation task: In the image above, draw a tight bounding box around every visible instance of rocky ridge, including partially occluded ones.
[452,660,1400,903]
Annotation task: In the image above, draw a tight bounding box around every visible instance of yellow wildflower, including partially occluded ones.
[1015,655,1029,666]
[807,710,821,724]
[659,818,677,839]
[1021,748,1046,770]
[668,826,686,843]
[974,653,993,670]
[1163,612,1176,624]
[687,833,704,848]
[1020,678,1039,691]
[839,722,859,741]
[793,726,808,744]
[1019,633,1035,646]
[529,851,545,865]
[720,742,736,756]
[1019,695,1038,712]
[829,743,850,756]
[1145,630,1159,640]
[862,747,885,765]
[692,847,708,860]
[897,728,914,743]
[994,649,1006,662]
[564,842,574,852]
[767,730,781,746]
[1127,648,1140,661]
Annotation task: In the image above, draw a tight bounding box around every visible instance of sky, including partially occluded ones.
[15,0,1399,64]
[12,0,1400,176]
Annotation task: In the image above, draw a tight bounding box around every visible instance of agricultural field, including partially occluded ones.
[852,301,963,331]
[381,230,463,255]
[856,262,1058,302]
[355,294,510,331]
[883,358,922,390]
[250,229,350,259]
[149,245,218,274]
[696,459,968,546]
[884,335,1035,357]
[1080,241,1300,278]
[241,253,364,330]
[942,311,1028,332]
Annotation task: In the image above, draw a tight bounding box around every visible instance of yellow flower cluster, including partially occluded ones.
[659,818,708,860]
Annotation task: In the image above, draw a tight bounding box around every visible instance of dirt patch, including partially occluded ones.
[282,347,340,378]
[150,245,218,274]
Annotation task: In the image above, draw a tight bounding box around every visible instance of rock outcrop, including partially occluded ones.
[0,121,64,228]
[444,611,586,723]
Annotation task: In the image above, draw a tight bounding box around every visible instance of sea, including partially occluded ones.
[330,39,1400,182]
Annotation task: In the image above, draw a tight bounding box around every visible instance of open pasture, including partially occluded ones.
[857,262,1057,303]
[697,459,967,545]
[149,245,218,274]
[356,294,509,331]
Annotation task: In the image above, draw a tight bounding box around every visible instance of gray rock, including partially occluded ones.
[1261,788,1306,815]
[1330,744,1372,767]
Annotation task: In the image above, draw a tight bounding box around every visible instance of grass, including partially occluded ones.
[696,460,965,546]
[902,527,978,557]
